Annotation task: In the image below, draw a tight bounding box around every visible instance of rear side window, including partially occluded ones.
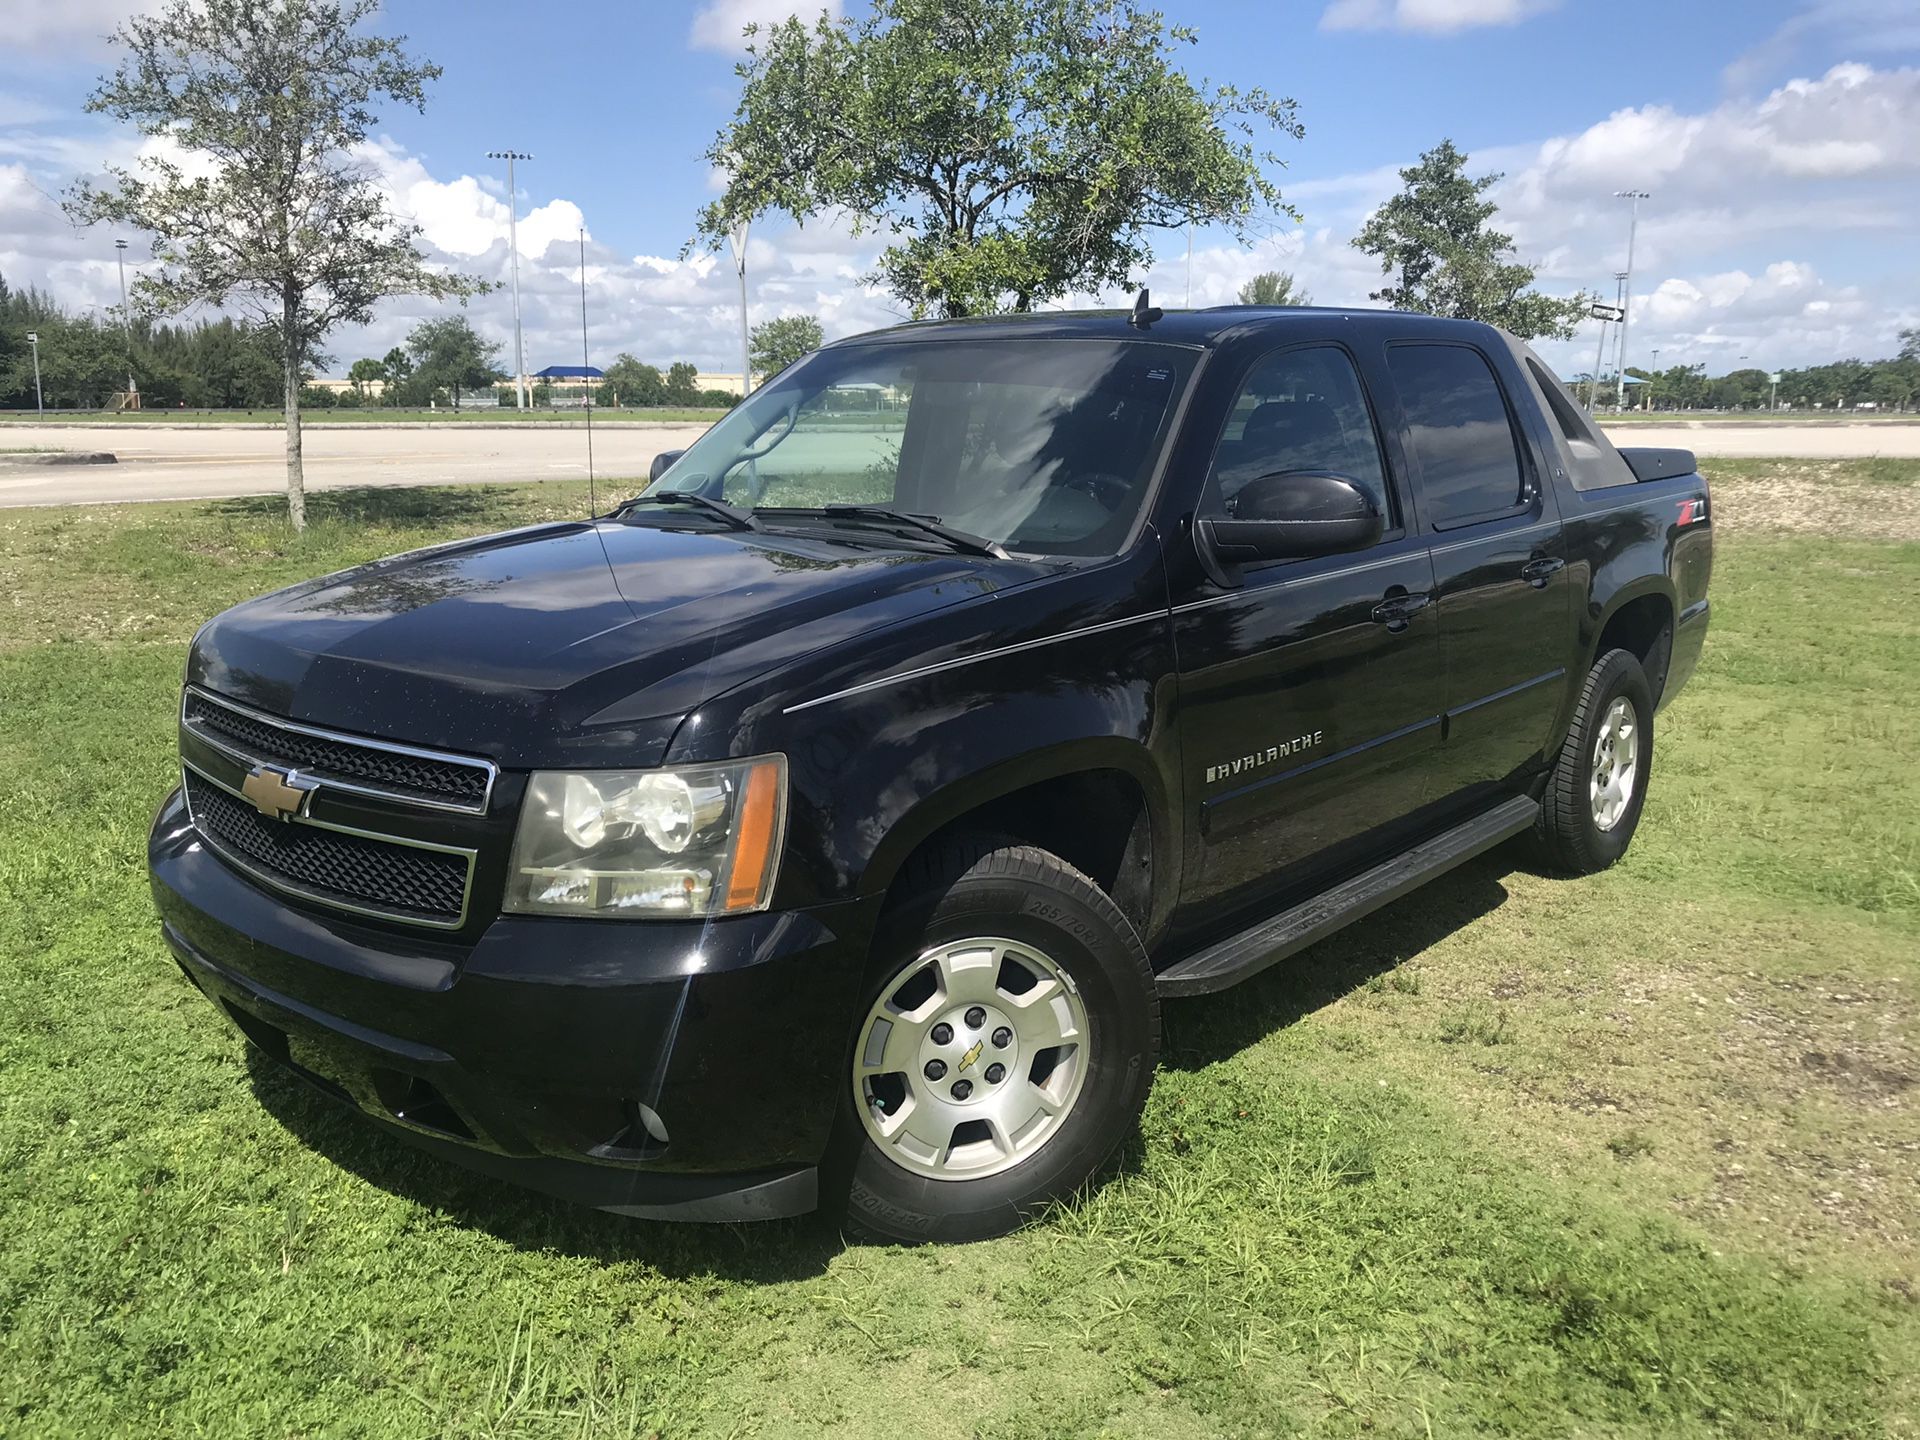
[1208,345,1393,524]
[1387,343,1527,529]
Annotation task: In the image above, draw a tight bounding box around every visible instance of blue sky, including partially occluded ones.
[2,0,1917,378]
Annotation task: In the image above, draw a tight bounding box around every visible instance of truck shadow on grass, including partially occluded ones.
[1159,847,1518,1072]
[242,1052,847,1282]
[240,843,1522,1277]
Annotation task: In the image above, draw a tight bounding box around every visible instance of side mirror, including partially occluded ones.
[1197,472,1383,586]
[648,448,686,483]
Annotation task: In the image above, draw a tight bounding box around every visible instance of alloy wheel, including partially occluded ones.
[853,937,1090,1181]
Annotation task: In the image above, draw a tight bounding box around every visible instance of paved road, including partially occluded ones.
[0,423,711,509]
[1595,423,1920,458]
[1,419,1916,508]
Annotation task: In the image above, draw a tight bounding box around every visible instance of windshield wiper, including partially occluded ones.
[613,492,761,532]
[819,504,1007,559]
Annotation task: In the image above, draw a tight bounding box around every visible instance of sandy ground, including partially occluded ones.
[1,419,1918,508]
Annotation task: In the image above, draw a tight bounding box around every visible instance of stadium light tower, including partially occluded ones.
[488,151,533,409]
[113,238,137,401]
[1613,190,1650,414]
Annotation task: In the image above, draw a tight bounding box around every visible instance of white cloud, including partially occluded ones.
[689,0,841,54]
[0,0,157,61]
[1320,0,1558,34]
[1725,0,1920,92]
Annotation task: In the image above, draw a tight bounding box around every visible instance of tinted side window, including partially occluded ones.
[1208,345,1392,525]
[1387,344,1526,528]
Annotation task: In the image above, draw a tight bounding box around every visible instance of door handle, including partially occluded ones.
[1370,590,1432,633]
[1521,557,1566,588]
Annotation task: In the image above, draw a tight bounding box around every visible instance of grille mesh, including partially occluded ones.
[184,692,490,809]
[185,771,470,924]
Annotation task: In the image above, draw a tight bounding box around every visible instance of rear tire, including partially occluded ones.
[835,838,1158,1243]
[1536,647,1654,875]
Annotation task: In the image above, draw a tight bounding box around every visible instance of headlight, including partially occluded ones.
[505,755,787,918]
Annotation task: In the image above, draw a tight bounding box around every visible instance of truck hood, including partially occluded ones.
[187,518,1034,768]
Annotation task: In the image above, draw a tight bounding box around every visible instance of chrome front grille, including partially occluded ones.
[181,688,495,813]
[178,687,493,930]
[183,768,473,926]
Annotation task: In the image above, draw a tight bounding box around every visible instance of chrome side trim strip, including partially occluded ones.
[181,758,477,931]
[781,610,1167,715]
[1446,667,1565,720]
[182,686,497,815]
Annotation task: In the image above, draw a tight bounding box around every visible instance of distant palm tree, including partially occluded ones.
[1237,271,1312,307]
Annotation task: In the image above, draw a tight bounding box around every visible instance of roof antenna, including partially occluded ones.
[1128,287,1163,329]
[579,227,596,517]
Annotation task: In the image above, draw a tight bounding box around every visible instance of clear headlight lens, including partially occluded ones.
[505,755,787,918]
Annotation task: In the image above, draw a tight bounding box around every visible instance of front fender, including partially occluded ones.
[666,543,1183,930]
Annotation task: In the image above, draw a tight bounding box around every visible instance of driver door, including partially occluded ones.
[1171,342,1446,922]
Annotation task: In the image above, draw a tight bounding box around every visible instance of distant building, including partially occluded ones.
[695,371,752,396]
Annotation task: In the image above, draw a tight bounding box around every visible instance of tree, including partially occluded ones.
[347,355,385,402]
[404,316,502,411]
[601,352,666,408]
[1237,271,1311,307]
[69,0,486,528]
[1900,328,1919,365]
[665,362,700,406]
[697,0,1300,318]
[749,315,824,379]
[1353,139,1587,341]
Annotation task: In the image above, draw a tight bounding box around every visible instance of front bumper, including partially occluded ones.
[150,789,875,1221]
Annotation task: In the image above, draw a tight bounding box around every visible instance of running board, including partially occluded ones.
[1155,795,1539,998]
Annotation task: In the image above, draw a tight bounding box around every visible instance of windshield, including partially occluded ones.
[645,337,1200,557]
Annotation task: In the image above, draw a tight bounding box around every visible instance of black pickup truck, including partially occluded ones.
[150,303,1711,1241]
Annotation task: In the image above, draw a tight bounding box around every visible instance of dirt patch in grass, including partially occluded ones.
[1702,457,1920,540]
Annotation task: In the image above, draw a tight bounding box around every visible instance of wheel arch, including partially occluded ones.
[1589,583,1676,701]
[863,739,1170,946]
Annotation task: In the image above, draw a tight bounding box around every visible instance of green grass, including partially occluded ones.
[0,407,729,425]
[1,463,1916,1436]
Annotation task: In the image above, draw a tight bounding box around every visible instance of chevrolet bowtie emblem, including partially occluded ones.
[956,1038,985,1074]
[240,764,318,821]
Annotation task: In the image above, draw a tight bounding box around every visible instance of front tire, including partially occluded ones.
[1536,647,1654,874]
[838,839,1158,1243]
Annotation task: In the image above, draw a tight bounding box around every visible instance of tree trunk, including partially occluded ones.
[281,316,306,532]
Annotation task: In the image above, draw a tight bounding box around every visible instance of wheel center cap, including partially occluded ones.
[918,1002,1016,1103]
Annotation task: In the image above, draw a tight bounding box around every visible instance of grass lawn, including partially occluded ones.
[0,408,730,426]
[0,463,1915,1436]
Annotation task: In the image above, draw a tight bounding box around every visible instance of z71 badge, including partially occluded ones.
[1206,730,1325,786]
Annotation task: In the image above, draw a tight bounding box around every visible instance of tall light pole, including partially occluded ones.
[113,238,137,403]
[488,150,533,409]
[1648,348,1660,412]
[1612,190,1649,414]
[26,330,43,416]
[730,221,751,396]
[1611,270,1628,406]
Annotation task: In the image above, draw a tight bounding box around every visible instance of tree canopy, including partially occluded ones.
[402,316,501,409]
[749,315,824,379]
[697,0,1301,318]
[1237,271,1311,307]
[1353,139,1586,341]
[68,0,484,526]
